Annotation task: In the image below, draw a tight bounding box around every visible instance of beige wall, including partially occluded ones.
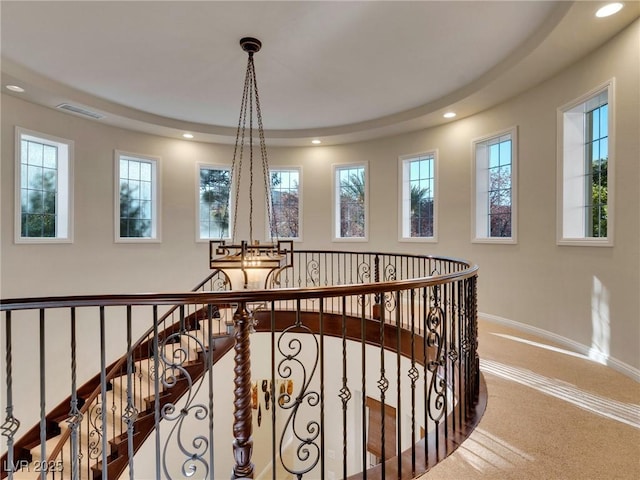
[2,19,638,376]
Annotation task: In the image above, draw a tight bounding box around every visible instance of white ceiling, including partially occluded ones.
[1,1,638,146]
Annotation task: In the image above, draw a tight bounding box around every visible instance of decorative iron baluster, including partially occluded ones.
[361,294,368,479]
[396,291,403,477]
[422,286,429,464]
[39,309,47,480]
[99,306,108,480]
[67,307,83,480]
[207,304,215,480]
[122,306,139,480]
[407,290,419,475]
[426,285,446,458]
[306,257,320,287]
[319,298,326,480]
[153,306,161,477]
[276,304,320,478]
[159,329,211,479]
[378,298,389,479]
[2,312,20,480]
[340,297,351,480]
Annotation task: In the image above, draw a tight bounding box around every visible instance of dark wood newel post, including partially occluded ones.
[232,301,254,479]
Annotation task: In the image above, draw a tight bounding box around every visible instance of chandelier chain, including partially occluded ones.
[248,61,254,243]
[230,54,253,243]
[251,56,277,240]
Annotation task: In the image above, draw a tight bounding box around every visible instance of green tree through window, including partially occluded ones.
[20,139,58,237]
[199,167,231,239]
[587,104,608,238]
[338,168,365,238]
[270,170,299,238]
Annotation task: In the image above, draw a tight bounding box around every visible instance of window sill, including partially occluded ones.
[557,238,613,247]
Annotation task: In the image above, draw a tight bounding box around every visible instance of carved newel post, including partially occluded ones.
[231,302,254,479]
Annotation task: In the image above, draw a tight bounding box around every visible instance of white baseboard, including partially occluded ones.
[479,312,640,383]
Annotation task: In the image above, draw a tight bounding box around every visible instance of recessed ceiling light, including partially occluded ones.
[596,2,623,17]
[311,139,321,144]
[443,112,456,119]
[6,85,25,93]
[182,133,194,139]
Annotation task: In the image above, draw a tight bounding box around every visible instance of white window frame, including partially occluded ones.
[471,126,518,244]
[268,166,303,241]
[14,127,74,244]
[557,79,615,247]
[196,163,233,243]
[398,150,438,243]
[332,162,369,242]
[114,150,161,243]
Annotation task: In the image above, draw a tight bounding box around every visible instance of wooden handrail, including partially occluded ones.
[0,261,477,311]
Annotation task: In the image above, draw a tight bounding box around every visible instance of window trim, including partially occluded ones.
[114,150,161,243]
[471,126,518,245]
[398,150,438,243]
[556,79,615,247]
[267,165,303,242]
[14,127,74,244]
[332,162,369,242]
[196,162,234,243]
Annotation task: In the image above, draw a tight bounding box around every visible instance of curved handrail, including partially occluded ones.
[0,256,477,311]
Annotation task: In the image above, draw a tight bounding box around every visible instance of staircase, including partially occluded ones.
[2,299,234,480]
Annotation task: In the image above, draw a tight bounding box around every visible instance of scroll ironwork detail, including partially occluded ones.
[277,322,321,477]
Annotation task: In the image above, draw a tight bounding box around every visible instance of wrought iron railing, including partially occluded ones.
[0,251,484,480]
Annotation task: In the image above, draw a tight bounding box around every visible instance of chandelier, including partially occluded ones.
[209,37,292,290]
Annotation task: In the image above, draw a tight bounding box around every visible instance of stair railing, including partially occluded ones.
[1,252,483,480]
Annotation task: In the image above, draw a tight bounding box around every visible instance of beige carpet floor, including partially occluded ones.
[422,318,640,480]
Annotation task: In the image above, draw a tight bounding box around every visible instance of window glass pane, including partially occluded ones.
[474,132,514,240]
[43,145,57,169]
[403,155,435,239]
[140,161,152,181]
[27,142,44,167]
[42,215,55,237]
[129,161,140,180]
[140,181,151,200]
[585,103,608,238]
[271,168,300,238]
[120,159,129,178]
[337,166,365,238]
[44,191,56,214]
[118,156,157,238]
[499,140,511,165]
[199,166,231,239]
[489,144,500,168]
[28,166,43,190]
[29,190,44,214]
[21,140,28,164]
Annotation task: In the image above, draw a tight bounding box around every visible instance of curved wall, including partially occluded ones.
[1,20,638,374]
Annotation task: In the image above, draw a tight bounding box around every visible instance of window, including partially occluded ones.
[333,164,368,241]
[197,164,232,241]
[269,167,301,240]
[399,151,437,241]
[558,81,614,246]
[15,127,73,243]
[115,151,160,241]
[472,127,518,243]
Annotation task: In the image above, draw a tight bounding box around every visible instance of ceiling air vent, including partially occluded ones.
[56,103,104,119]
